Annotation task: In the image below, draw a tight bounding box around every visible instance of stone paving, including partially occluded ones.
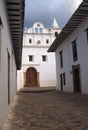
[1,89,88,130]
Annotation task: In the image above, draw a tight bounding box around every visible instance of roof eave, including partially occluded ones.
[6,0,25,70]
[48,0,88,52]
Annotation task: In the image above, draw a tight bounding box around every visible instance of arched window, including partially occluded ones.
[39,28,43,33]
[29,39,32,43]
[35,28,38,33]
[37,40,41,44]
[55,32,58,37]
[46,39,49,44]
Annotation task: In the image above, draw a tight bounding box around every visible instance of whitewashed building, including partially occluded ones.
[48,0,88,94]
[17,19,61,89]
[0,0,24,127]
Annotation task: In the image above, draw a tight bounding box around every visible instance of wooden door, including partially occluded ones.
[72,65,81,92]
[26,67,37,87]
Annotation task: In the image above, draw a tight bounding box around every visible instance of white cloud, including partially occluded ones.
[73,0,83,8]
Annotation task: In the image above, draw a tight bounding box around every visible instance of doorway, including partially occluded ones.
[26,67,37,87]
[72,65,81,92]
[7,50,10,104]
[60,74,63,91]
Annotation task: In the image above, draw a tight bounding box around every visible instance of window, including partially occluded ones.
[35,26,42,33]
[0,18,2,25]
[12,51,13,71]
[86,28,88,43]
[37,40,41,44]
[29,39,32,43]
[72,40,78,62]
[29,55,33,62]
[42,55,47,62]
[0,17,2,67]
[60,74,63,91]
[35,28,38,33]
[55,32,58,37]
[39,28,42,33]
[7,50,10,104]
[37,24,40,27]
[0,19,1,52]
[46,39,49,44]
[60,72,66,91]
[59,50,63,68]
[63,73,66,85]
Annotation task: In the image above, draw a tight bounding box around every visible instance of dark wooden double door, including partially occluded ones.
[26,67,37,87]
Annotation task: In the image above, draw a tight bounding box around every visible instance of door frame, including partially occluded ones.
[26,67,38,87]
[72,64,81,93]
[60,74,63,91]
[7,49,10,104]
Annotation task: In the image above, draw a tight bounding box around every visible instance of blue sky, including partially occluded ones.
[24,0,83,29]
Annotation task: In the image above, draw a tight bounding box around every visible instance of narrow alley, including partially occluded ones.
[1,88,88,130]
[1,0,88,130]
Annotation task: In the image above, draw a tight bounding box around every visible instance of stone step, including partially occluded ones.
[18,86,56,93]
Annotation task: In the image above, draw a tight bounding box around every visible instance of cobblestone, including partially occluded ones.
[1,89,88,130]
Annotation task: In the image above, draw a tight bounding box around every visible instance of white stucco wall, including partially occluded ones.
[0,0,17,127]
[17,22,61,89]
[55,16,88,94]
[22,47,56,86]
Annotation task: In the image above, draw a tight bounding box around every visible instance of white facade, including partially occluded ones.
[17,19,61,89]
[55,16,88,93]
[0,0,24,127]
[48,1,88,94]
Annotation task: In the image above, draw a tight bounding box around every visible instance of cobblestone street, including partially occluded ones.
[1,89,88,130]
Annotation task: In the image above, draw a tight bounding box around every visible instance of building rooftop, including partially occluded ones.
[48,0,88,52]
